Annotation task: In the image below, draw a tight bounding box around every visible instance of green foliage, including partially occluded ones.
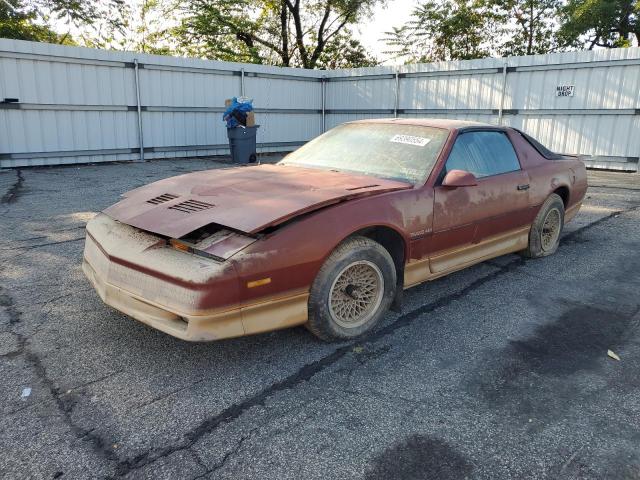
[3,0,639,64]
[558,0,639,48]
[61,1,130,50]
[316,31,377,69]
[0,0,72,43]
[490,0,561,56]
[387,0,640,62]
[177,0,381,68]
[132,0,176,54]
[385,0,566,62]
[0,0,129,47]
[175,0,274,63]
[384,0,497,62]
[84,0,176,53]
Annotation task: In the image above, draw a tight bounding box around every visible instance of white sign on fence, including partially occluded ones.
[556,85,575,97]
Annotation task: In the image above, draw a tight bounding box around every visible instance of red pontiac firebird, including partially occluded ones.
[83,119,587,342]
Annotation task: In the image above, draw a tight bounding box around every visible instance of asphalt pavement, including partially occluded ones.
[1,159,639,480]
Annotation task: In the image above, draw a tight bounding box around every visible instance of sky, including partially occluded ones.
[356,0,421,63]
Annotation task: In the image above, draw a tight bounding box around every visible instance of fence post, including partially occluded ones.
[240,68,245,97]
[133,59,144,162]
[321,76,327,133]
[394,71,400,118]
[498,61,508,125]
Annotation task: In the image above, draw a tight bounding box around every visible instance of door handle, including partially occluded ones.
[517,184,530,191]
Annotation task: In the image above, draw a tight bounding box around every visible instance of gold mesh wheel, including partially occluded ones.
[328,260,384,329]
[541,207,561,251]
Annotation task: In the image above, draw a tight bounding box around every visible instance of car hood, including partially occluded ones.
[103,164,412,238]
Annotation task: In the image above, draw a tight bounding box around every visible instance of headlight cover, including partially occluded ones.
[169,228,256,261]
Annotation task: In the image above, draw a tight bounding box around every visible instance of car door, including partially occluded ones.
[430,130,531,274]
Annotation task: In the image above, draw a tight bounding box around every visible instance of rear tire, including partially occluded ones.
[307,236,396,341]
[522,193,565,258]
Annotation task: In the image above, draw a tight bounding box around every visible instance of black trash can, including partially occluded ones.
[227,125,259,164]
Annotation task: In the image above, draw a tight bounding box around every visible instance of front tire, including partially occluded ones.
[307,236,396,341]
[522,193,565,258]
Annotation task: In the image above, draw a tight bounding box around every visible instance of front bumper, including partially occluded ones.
[82,257,248,341]
[83,214,308,341]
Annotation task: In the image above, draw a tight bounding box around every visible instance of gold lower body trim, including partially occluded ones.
[404,226,530,288]
[83,259,308,342]
[564,202,582,223]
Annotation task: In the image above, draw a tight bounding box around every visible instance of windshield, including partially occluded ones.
[279,123,449,184]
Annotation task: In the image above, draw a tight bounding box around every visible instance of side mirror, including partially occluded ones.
[442,169,478,188]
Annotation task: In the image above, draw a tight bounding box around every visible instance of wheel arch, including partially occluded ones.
[349,224,408,311]
[552,185,570,208]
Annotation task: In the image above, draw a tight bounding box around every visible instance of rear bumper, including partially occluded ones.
[83,213,308,341]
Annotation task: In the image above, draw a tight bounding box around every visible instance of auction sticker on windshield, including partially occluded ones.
[390,134,431,147]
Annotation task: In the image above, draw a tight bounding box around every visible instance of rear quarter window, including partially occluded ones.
[517,130,564,160]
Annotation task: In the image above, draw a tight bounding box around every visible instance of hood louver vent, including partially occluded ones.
[147,193,179,205]
[168,199,215,213]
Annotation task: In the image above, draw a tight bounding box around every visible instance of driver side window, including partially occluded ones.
[445,131,521,178]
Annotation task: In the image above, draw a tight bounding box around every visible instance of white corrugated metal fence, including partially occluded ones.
[0,39,320,168]
[1,39,639,171]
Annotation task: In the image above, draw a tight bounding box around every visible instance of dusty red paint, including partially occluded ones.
[442,169,478,187]
[89,118,587,320]
[104,164,412,238]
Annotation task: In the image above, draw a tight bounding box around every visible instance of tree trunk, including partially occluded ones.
[527,1,534,55]
[280,1,289,66]
[287,0,309,68]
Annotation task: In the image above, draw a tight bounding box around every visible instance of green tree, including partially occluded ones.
[176,0,381,68]
[384,0,496,62]
[490,0,561,56]
[0,0,128,47]
[316,31,377,69]
[134,0,174,54]
[559,0,639,48]
[97,0,177,54]
[61,0,130,50]
[0,0,71,43]
[385,0,562,62]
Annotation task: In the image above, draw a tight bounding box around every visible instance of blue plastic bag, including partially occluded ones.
[223,97,254,128]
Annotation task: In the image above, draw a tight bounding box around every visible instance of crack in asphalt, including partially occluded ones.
[0,236,85,252]
[33,225,86,234]
[115,346,352,475]
[110,260,532,475]
[66,370,125,394]
[189,451,210,479]
[1,169,24,204]
[7,235,49,243]
[192,428,259,479]
[131,377,211,412]
[0,286,119,472]
[18,342,119,469]
[3,199,638,477]
[112,201,640,476]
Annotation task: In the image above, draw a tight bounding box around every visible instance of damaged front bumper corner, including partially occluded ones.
[82,213,245,341]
